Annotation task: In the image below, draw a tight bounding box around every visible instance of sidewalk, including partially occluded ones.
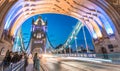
[26,58,44,71]
[26,58,33,71]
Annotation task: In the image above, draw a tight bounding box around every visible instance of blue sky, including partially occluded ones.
[21,13,94,51]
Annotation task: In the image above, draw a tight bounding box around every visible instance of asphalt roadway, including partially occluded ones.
[40,56,120,71]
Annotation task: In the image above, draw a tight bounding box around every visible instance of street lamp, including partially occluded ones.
[74,36,78,55]
[64,48,66,56]
[69,45,71,56]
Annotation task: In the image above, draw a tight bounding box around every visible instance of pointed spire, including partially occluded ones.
[38,15,42,19]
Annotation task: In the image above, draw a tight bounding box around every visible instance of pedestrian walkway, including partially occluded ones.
[26,58,44,71]
[26,58,33,71]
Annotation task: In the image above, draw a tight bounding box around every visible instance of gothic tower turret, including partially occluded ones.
[31,16,47,54]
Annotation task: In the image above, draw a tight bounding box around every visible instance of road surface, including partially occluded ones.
[40,56,120,71]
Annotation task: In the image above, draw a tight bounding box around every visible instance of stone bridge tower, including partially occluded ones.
[31,16,47,54]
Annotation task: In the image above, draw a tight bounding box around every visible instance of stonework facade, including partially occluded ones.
[94,36,120,54]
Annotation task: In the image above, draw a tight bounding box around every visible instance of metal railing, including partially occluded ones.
[0,59,25,71]
[55,53,96,58]
[55,53,120,60]
[96,53,120,62]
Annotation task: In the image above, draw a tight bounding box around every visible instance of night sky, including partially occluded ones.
[21,13,94,51]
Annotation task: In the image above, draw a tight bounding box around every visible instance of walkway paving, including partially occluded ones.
[26,58,34,71]
[26,58,43,71]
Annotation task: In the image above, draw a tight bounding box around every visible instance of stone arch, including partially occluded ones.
[0,0,119,38]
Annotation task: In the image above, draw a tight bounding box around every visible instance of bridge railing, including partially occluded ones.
[96,53,120,64]
[54,53,120,59]
[96,53,120,61]
[54,53,120,64]
[0,59,25,71]
[54,53,96,58]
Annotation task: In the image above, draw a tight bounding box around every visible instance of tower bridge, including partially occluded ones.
[0,0,120,71]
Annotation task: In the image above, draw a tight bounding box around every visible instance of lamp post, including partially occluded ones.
[69,45,71,56]
[74,36,78,55]
[64,49,66,56]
